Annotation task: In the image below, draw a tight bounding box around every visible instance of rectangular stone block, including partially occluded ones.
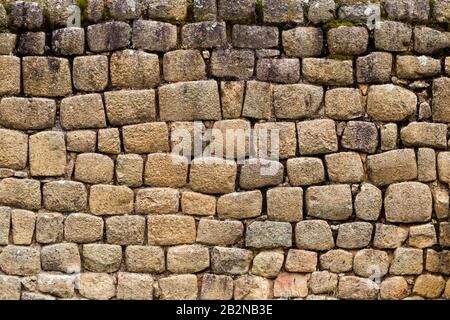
[211,49,255,80]
[87,21,131,52]
[133,20,177,52]
[0,56,20,96]
[0,97,56,130]
[0,207,11,245]
[30,131,66,177]
[0,178,41,210]
[90,185,134,216]
[306,185,353,221]
[182,21,227,49]
[302,58,353,86]
[232,25,279,49]
[123,123,169,154]
[148,215,196,246]
[106,215,145,245]
[0,129,28,170]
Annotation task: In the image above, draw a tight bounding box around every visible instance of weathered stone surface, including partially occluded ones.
[182,21,226,49]
[274,84,323,120]
[117,272,153,300]
[106,215,145,245]
[283,27,323,58]
[234,275,273,300]
[432,77,450,122]
[297,119,338,155]
[438,152,450,183]
[144,154,187,188]
[242,81,273,120]
[133,20,177,52]
[367,85,417,121]
[90,185,134,216]
[325,152,364,183]
[147,0,187,21]
[401,122,447,149]
[87,22,131,52]
[384,182,432,223]
[211,49,255,80]
[83,244,122,273]
[320,249,353,273]
[397,56,441,79]
[64,213,104,244]
[52,27,84,56]
[246,221,292,249]
[116,154,143,187]
[233,25,278,49]
[105,89,156,125]
[41,243,80,273]
[123,123,168,154]
[148,215,196,246]
[182,192,216,216]
[267,187,303,222]
[374,21,412,52]
[163,50,206,83]
[220,81,245,119]
[256,58,300,84]
[211,247,252,275]
[193,0,217,21]
[0,98,56,130]
[306,185,353,221]
[18,32,45,55]
[217,191,262,219]
[252,250,284,278]
[0,129,28,170]
[79,273,115,300]
[11,209,36,245]
[287,157,325,186]
[61,94,106,130]
[110,50,159,89]
[413,274,446,299]
[302,58,353,86]
[325,88,365,120]
[239,159,284,189]
[384,0,429,22]
[0,56,20,96]
[353,249,390,278]
[0,178,41,210]
[285,249,317,273]
[355,184,382,221]
[367,149,417,186]
[409,224,437,249]
[36,212,63,244]
[308,0,335,24]
[390,248,423,275]
[417,148,437,182]
[374,224,408,249]
[0,33,17,55]
[336,222,373,249]
[328,26,368,55]
[380,123,398,151]
[0,207,11,245]
[201,274,234,300]
[98,128,121,155]
[274,273,308,298]
[167,245,210,274]
[23,57,72,97]
[197,219,243,246]
[159,275,198,300]
[0,246,40,276]
[159,81,221,121]
[356,52,393,84]
[263,0,304,23]
[190,158,237,194]
[211,119,252,159]
[380,277,410,300]
[338,276,378,300]
[414,26,450,55]
[135,188,179,215]
[440,222,450,247]
[75,153,114,184]
[295,220,334,251]
[125,246,165,273]
[0,275,21,300]
[29,131,66,177]
[66,130,96,153]
[309,271,338,295]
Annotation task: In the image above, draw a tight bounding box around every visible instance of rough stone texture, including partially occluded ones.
[0,0,448,301]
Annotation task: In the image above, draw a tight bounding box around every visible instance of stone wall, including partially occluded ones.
[0,0,449,300]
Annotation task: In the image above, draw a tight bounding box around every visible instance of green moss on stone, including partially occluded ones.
[323,19,359,31]
[256,0,264,23]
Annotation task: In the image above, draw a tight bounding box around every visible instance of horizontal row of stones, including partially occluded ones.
[1,0,450,28]
[2,61,450,121]
[0,270,449,300]
[2,19,450,57]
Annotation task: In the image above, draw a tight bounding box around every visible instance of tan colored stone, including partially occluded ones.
[309,271,338,295]
[239,159,284,189]
[123,122,169,154]
[302,58,353,86]
[433,77,450,122]
[75,153,114,184]
[125,246,165,273]
[0,246,40,276]
[0,207,11,245]
[246,221,292,249]
[0,56,20,96]
[438,152,450,183]
[285,249,317,273]
[106,215,145,245]
[380,123,398,151]
[60,94,106,130]
[37,274,75,298]
[440,222,450,247]
[374,224,409,249]
[190,157,237,194]
[251,250,284,278]
[30,131,66,177]
[413,274,446,299]
[43,181,87,212]
[182,192,216,216]
[320,249,353,273]
[111,49,160,89]
[116,154,144,187]
[23,57,72,97]
[0,97,56,130]
[98,128,121,154]
[367,84,417,121]
[0,275,21,300]
[380,277,410,300]
[0,178,41,210]
[148,215,196,246]
[355,183,382,221]
[133,19,177,52]
[295,220,334,251]
[196,219,243,246]
[73,55,109,92]
[144,153,188,187]
[117,272,154,300]
[90,185,134,215]
[0,129,28,170]
[253,122,297,159]
[66,130,97,153]
[234,275,273,300]
[217,191,262,220]
[135,188,179,214]
[201,274,234,300]
[287,157,325,186]
[83,244,122,273]
[242,81,273,120]
[210,49,254,79]
[397,55,441,79]
[367,149,417,186]
[325,88,365,120]
[79,273,115,300]
[353,249,390,278]
[306,185,353,221]
[297,119,338,155]
[390,248,423,275]
[282,27,323,57]
[104,90,156,126]
[426,249,441,273]
[163,50,206,82]
[385,182,432,223]
[401,122,447,149]
[417,148,437,182]
[336,222,373,249]
[64,213,104,244]
[338,276,378,300]
[220,81,245,119]
[211,119,251,159]
[273,84,323,120]
[10,209,35,245]
[167,245,210,273]
[409,224,437,248]
[41,243,81,273]
[211,247,253,275]
[158,275,198,300]
[267,187,303,222]
[35,212,63,244]
[325,152,364,183]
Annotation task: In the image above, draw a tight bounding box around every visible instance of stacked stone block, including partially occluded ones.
[0,0,449,300]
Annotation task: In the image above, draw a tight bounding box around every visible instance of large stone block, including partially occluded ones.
[367,85,417,121]
[0,56,20,96]
[367,149,417,186]
[0,178,41,210]
[87,22,131,52]
[0,98,56,130]
[0,129,28,170]
[306,185,353,221]
[29,131,66,177]
[133,20,177,52]
[90,185,134,215]
[190,158,237,194]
